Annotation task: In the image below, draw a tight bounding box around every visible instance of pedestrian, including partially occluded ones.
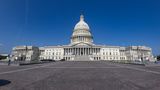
[8,58,11,66]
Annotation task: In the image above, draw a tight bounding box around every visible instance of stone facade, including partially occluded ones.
[125,46,153,61]
[11,14,155,61]
[11,46,39,61]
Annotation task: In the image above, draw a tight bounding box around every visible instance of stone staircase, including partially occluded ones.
[74,55,90,61]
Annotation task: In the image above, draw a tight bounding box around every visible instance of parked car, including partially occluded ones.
[60,59,65,61]
[41,59,55,62]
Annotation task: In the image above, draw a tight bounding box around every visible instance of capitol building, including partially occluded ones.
[11,14,155,61]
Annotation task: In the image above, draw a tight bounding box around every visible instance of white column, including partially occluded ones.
[81,48,82,56]
[93,48,94,53]
[88,48,89,55]
[84,48,85,55]
[71,48,73,55]
[78,48,80,55]
[91,48,93,55]
[80,48,81,56]
[86,48,87,55]
[76,48,77,55]
[77,48,78,55]
[96,48,97,55]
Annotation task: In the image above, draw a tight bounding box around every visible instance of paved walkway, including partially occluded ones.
[0,61,160,90]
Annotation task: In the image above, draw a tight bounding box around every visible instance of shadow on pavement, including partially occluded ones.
[0,79,11,86]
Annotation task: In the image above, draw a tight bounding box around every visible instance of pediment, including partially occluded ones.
[71,42,93,47]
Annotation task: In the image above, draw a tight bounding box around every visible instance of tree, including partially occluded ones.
[157,55,160,61]
[0,55,7,60]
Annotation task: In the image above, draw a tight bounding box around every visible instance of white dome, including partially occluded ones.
[71,14,93,45]
[74,15,90,30]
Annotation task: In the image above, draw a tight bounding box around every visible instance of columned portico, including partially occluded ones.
[64,47,95,56]
[64,46,101,61]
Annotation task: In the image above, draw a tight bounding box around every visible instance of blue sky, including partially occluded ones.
[0,0,160,55]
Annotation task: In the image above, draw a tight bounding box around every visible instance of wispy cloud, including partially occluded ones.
[0,44,3,46]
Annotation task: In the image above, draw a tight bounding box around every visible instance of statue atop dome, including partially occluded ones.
[80,14,84,21]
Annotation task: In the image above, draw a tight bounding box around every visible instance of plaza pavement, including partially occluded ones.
[0,61,160,90]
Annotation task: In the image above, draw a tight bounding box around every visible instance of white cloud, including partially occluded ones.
[0,44,3,46]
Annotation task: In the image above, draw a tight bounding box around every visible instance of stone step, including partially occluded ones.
[74,56,90,61]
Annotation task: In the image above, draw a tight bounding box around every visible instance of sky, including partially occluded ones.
[0,0,160,55]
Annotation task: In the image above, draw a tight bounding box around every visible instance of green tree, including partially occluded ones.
[0,55,7,60]
[157,55,160,61]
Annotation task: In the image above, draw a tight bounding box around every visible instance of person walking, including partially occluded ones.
[8,55,11,66]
